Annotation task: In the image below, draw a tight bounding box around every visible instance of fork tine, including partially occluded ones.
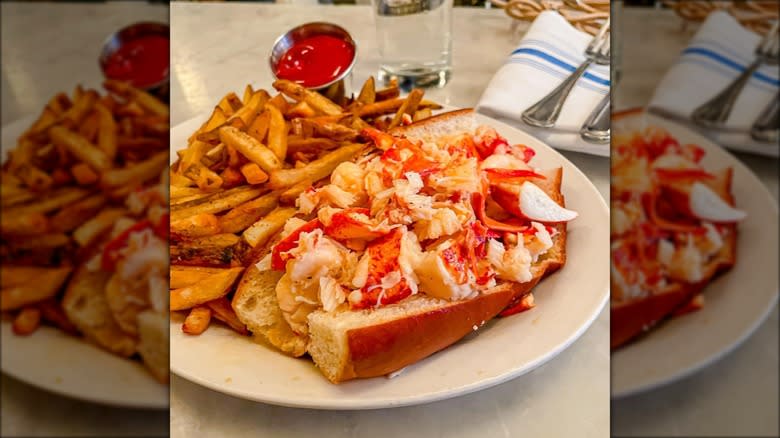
[600,37,611,57]
[759,21,779,54]
[587,18,610,52]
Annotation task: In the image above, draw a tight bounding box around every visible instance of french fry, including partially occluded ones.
[303,119,358,141]
[389,89,424,129]
[1,186,37,207]
[8,233,70,249]
[218,191,280,234]
[268,143,364,189]
[0,266,72,311]
[323,79,346,107]
[47,92,71,115]
[170,266,230,289]
[118,137,165,149]
[61,89,98,126]
[1,266,61,288]
[79,111,100,141]
[376,84,401,101]
[355,98,440,118]
[216,92,240,116]
[169,267,244,311]
[247,110,270,143]
[104,79,169,118]
[356,76,376,105]
[218,126,282,173]
[179,140,210,175]
[16,164,53,192]
[72,207,126,246]
[171,213,221,238]
[279,178,315,204]
[50,193,106,232]
[12,307,42,336]
[288,101,317,119]
[186,162,224,191]
[286,136,339,154]
[264,103,287,160]
[413,107,433,121]
[240,163,269,185]
[101,151,168,188]
[190,106,227,144]
[4,187,89,214]
[170,237,241,268]
[71,162,99,185]
[266,93,290,114]
[189,233,241,248]
[170,191,212,206]
[182,306,212,335]
[38,299,78,335]
[272,79,343,116]
[50,125,111,171]
[242,84,255,105]
[206,297,248,335]
[170,185,265,221]
[0,212,49,236]
[220,167,244,188]
[170,170,196,188]
[170,186,207,199]
[242,206,297,247]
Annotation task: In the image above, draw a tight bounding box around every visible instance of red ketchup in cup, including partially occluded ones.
[274,35,355,88]
[103,34,169,89]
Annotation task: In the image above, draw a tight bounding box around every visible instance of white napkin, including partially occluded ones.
[649,11,779,157]
[476,11,610,156]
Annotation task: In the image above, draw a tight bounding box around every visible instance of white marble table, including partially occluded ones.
[611,8,779,438]
[1,2,169,437]
[169,3,610,438]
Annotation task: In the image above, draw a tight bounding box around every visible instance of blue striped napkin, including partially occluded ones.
[477,11,610,156]
[649,11,779,157]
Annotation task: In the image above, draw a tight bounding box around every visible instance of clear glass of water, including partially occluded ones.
[372,0,453,89]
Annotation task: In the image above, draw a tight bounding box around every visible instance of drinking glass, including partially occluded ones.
[372,0,453,89]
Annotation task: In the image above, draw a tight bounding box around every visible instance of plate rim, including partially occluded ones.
[610,109,780,398]
[169,107,610,409]
[1,116,169,410]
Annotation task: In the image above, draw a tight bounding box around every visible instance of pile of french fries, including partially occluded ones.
[1,81,169,341]
[170,77,441,335]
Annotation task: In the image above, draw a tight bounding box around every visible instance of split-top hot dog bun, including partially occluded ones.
[610,111,742,349]
[234,109,572,383]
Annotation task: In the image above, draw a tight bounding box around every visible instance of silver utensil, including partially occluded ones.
[691,21,779,128]
[750,91,779,143]
[580,92,610,144]
[521,18,610,129]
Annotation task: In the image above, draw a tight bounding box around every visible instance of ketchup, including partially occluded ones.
[104,35,169,88]
[275,35,354,88]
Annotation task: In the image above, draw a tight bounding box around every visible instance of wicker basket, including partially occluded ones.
[490,0,610,35]
[663,0,778,35]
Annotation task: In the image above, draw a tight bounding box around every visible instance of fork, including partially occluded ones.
[521,18,610,129]
[750,91,779,143]
[691,21,779,128]
[580,91,610,144]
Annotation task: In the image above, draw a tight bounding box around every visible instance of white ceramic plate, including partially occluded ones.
[1,117,168,409]
[170,108,610,409]
[611,111,779,398]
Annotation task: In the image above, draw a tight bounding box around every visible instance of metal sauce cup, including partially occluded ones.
[269,22,357,102]
[99,22,170,99]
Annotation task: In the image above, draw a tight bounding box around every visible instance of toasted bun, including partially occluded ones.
[308,282,525,383]
[611,168,738,349]
[389,108,477,141]
[62,266,137,357]
[232,262,308,357]
[136,310,169,383]
[236,109,569,382]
